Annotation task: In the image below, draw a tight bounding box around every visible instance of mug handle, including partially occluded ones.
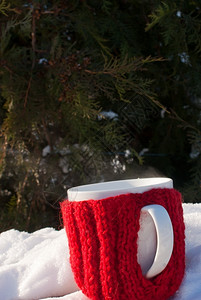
[141,204,174,279]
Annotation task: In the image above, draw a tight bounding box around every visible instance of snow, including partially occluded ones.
[98,110,118,120]
[139,148,149,157]
[178,52,190,65]
[38,58,48,65]
[176,11,182,18]
[42,145,51,157]
[160,109,166,118]
[1,203,201,300]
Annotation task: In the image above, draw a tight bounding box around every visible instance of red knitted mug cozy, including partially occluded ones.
[61,188,185,300]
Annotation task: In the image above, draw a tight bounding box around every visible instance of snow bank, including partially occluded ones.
[1,204,201,300]
[0,228,78,300]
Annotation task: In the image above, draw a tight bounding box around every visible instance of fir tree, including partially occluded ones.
[1,0,201,231]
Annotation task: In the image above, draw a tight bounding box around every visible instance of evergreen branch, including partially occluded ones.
[42,117,53,152]
[145,2,177,32]
[132,148,144,165]
[24,8,36,108]
[170,109,201,135]
[24,76,32,109]
[85,55,168,111]
[17,172,29,208]
[0,10,32,56]
[0,0,10,16]
[89,30,112,56]
[142,55,166,64]
[0,134,7,170]
[184,13,201,54]
[0,60,13,74]
[4,10,31,29]
[85,56,164,78]
[101,0,112,15]
[31,9,36,69]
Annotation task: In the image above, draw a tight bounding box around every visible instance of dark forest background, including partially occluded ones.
[1,0,201,232]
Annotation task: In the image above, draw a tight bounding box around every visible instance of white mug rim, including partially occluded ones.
[67,177,173,201]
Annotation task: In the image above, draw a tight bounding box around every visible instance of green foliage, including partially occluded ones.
[146,2,177,33]
[0,0,10,16]
[1,0,201,231]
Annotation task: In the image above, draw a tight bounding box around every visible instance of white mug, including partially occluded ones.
[67,177,174,279]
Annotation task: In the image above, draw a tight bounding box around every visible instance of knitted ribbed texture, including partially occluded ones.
[61,188,185,300]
